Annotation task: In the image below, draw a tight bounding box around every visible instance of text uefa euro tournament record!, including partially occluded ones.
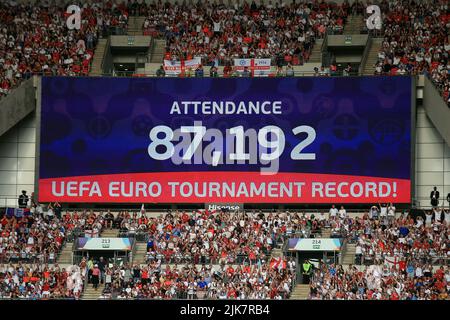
[38,76,412,203]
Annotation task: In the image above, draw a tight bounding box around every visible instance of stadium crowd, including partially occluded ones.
[0,263,84,299]
[372,0,450,104]
[0,205,105,264]
[0,1,128,98]
[306,204,450,300]
[0,0,447,106]
[327,205,450,266]
[98,260,295,299]
[117,210,323,264]
[309,263,449,300]
[142,0,351,66]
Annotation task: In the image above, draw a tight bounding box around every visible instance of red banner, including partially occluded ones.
[39,172,410,203]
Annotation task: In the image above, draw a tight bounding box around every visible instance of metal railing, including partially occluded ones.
[140,251,272,265]
[0,254,58,265]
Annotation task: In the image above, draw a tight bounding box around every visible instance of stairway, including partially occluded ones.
[56,242,74,265]
[133,242,148,265]
[150,39,166,63]
[101,228,119,237]
[343,15,365,34]
[362,38,383,75]
[308,38,323,64]
[290,284,310,300]
[81,283,105,300]
[128,16,146,36]
[342,243,356,265]
[89,38,108,76]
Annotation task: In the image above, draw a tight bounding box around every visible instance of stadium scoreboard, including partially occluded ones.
[37,76,413,203]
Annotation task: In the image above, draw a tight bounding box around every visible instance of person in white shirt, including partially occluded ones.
[445,209,450,225]
[329,205,338,219]
[415,216,424,228]
[433,207,443,223]
[355,244,363,265]
[338,206,347,219]
[318,212,326,222]
[415,265,423,278]
[387,203,396,223]
[425,211,433,227]
[370,205,379,220]
[379,203,387,222]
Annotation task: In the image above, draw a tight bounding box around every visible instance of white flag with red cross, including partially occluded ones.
[233,58,272,77]
[269,257,286,271]
[163,57,202,76]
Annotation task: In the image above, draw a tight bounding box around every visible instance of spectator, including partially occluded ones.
[329,205,338,219]
[302,259,313,284]
[92,264,100,290]
[286,64,294,77]
[343,63,352,76]
[330,62,337,76]
[209,66,218,77]
[53,202,62,220]
[242,67,251,77]
[104,211,114,229]
[431,187,440,208]
[156,65,165,77]
[447,193,450,209]
[195,65,204,77]
[18,190,29,209]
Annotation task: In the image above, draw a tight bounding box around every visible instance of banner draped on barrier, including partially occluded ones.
[233,58,272,77]
[163,57,202,76]
[6,207,31,218]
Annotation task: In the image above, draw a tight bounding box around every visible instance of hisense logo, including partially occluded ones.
[207,204,241,211]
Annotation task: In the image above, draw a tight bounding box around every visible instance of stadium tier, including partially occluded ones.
[0,0,449,303]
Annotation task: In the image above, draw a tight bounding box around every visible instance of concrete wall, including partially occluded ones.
[414,105,450,208]
[327,35,368,47]
[423,76,450,147]
[0,78,35,137]
[0,113,37,207]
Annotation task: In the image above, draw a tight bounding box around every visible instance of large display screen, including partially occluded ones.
[38,76,412,203]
